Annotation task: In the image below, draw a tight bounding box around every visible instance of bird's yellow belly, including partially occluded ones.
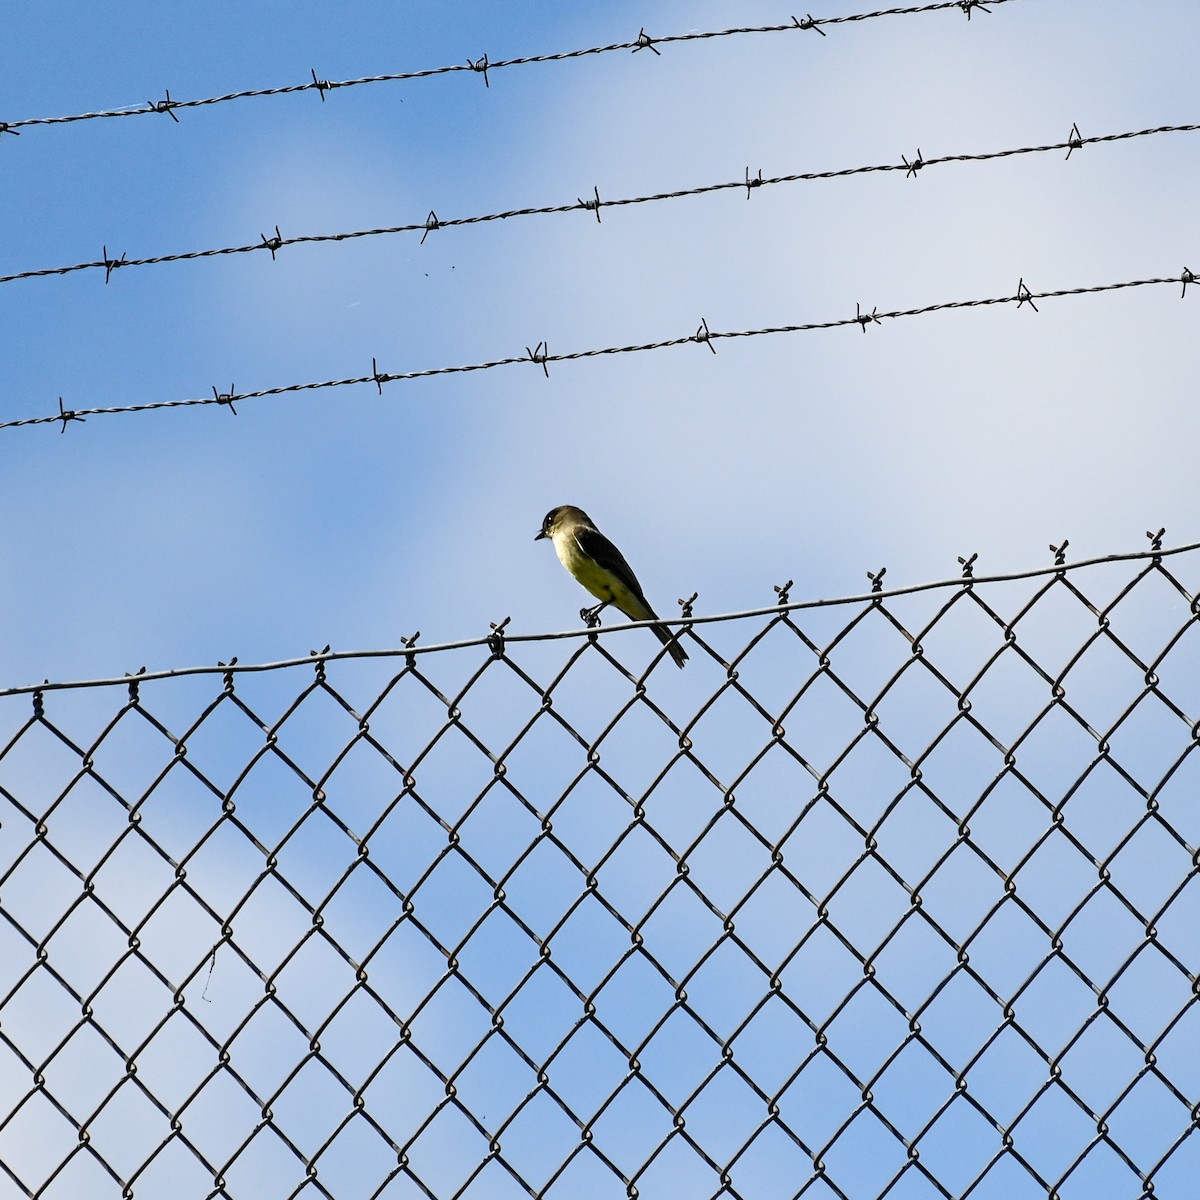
[556,540,611,599]
[555,539,648,617]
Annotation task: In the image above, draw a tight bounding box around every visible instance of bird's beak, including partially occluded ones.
[534,529,547,541]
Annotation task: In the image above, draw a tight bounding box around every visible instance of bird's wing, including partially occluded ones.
[573,526,653,610]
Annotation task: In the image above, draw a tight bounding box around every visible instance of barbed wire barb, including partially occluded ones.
[260,226,283,259]
[148,89,180,122]
[467,53,491,87]
[855,301,881,331]
[211,384,238,416]
[632,28,661,56]
[578,184,603,222]
[1066,120,1084,159]
[101,245,126,284]
[792,14,828,37]
[526,341,550,377]
[310,67,332,101]
[55,397,85,434]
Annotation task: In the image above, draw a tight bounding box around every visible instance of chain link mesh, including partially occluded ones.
[2,545,1199,1199]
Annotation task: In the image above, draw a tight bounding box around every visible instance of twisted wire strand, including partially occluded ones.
[0,2,1012,135]
[3,267,1192,431]
[3,121,1196,288]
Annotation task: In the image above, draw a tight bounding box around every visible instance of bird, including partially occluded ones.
[536,505,688,668]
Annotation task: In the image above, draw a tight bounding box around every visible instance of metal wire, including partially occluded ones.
[1,533,1198,1200]
[2,535,1196,698]
[4,120,1195,290]
[0,1,1011,138]
[5,265,1194,431]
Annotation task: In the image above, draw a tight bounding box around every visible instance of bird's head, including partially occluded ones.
[535,505,590,541]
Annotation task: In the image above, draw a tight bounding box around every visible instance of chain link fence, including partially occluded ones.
[2,542,1199,1199]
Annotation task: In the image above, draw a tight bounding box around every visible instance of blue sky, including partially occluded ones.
[2,0,1198,686]
[3,5,1200,1197]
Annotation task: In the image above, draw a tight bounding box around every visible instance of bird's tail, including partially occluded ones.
[651,621,688,669]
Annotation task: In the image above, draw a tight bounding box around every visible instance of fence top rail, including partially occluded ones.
[3,536,1194,699]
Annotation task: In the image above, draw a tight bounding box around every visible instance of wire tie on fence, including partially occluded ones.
[487,616,510,657]
[125,665,146,702]
[211,384,238,415]
[148,89,180,122]
[791,14,827,36]
[1015,277,1038,311]
[31,689,44,717]
[868,566,887,593]
[310,645,330,685]
[401,631,420,668]
[0,122,19,138]
[1050,539,1069,566]
[693,317,717,354]
[526,341,550,377]
[959,552,978,578]
[745,166,764,197]
[959,0,991,17]
[903,148,924,178]
[310,68,332,101]
[578,185,603,223]
[467,54,490,87]
[102,244,127,284]
[56,396,85,434]
[260,225,283,259]
[1181,267,1196,298]
[775,580,793,606]
[633,28,661,55]
[855,302,880,332]
[679,591,698,619]
[371,356,387,394]
[581,601,605,628]
[1065,121,1084,160]
[1146,527,1165,552]
[420,211,440,245]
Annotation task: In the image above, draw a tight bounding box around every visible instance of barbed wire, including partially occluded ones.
[0,2,1010,139]
[4,120,1195,290]
[2,530,1190,698]
[3,266,1194,432]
